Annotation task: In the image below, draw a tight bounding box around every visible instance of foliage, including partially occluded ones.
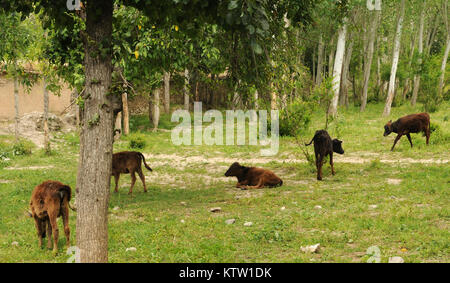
[279,98,315,137]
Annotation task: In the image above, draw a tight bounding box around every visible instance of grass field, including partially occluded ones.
[0,102,449,263]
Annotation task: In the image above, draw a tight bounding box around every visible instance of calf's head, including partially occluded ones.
[383,120,393,136]
[332,139,344,154]
[225,162,244,177]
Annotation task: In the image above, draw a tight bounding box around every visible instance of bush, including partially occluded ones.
[278,99,314,137]
[129,135,146,149]
[12,140,33,156]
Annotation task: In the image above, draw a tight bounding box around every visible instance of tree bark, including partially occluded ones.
[153,88,160,131]
[329,19,347,117]
[316,34,324,86]
[439,35,450,97]
[163,71,170,113]
[184,69,189,111]
[122,92,129,135]
[383,0,405,116]
[43,77,50,154]
[360,8,380,111]
[340,39,353,107]
[411,0,426,106]
[14,76,19,142]
[76,0,114,263]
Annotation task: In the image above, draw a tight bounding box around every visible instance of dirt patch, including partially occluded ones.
[387,178,402,185]
[4,165,54,170]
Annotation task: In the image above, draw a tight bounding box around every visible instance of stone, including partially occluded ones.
[210,207,221,213]
[244,222,253,227]
[225,219,236,225]
[300,243,320,253]
[126,247,137,252]
[388,256,404,263]
[11,241,19,247]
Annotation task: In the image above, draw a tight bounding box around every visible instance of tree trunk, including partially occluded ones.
[411,0,426,106]
[184,69,189,111]
[329,19,347,117]
[328,36,335,77]
[122,92,129,135]
[163,71,170,113]
[316,34,324,86]
[439,35,450,97]
[360,8,379,111]
[340,39,353,107]
[271,82,277,110]
[383,0,405,116]
[14,76,19,142]
[43,77,50,154]
[153,88,160,131]
[76,0,114,263]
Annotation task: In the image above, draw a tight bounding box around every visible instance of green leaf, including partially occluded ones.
[228,0,238,10]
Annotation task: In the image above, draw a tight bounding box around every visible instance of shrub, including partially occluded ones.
[12,140,33,156]
[278,99,315,137]
[129,135,146,149]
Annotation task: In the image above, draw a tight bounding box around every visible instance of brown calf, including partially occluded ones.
[305,130,345,181]
[112,151,153,194]
[224,162,283,190]
[383,112,430,151]
[30,180,73,254]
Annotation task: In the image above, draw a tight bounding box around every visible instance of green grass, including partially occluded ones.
[0,102,448,262]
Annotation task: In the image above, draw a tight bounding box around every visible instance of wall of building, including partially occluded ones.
[0,75,72,120]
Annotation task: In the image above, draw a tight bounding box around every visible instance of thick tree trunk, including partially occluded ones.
[14,76,19,142]
[360,9,379,111]
[328,36,335,77]
[153,88,160,131]
[184,69,189,111]
[76,0,114,263]
[383,0,405,116]
[316,34,324,86]
[411,0,426,106]
[329,19,347,117]
[163,71,170,113]
[43,77,50,154]
[122,92,129,135]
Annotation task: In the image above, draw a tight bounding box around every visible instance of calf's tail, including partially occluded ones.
[305,137,314,146]
[139,153,153,171]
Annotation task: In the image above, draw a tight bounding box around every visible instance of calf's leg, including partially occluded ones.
[129,171,137,195]
[391,134,402,151]
[242,178,264,190]
[48,210,59,254]
[46,219,53,249]
[137,167,147,193]
[61,204,70,248]
[113,173,120,193]
[317,154,324,180]
[406,133,413,148]
[330,153,335,175]
[33,216,44,248]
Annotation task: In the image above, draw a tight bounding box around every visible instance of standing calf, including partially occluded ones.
[383,112,430,151]
[30,180,73,254]
[305,130,344,181]
[224,162,283,190]
[112,151,153,194]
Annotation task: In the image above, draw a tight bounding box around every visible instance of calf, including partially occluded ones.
[305,130,344,181]
[383,112,430,151]
[30,180,73,254]
[112,151,153,194]
[224,162,283,190]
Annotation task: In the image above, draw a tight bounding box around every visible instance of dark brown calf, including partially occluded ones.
[224,162,283,190]
[383,112,430,151]
[112,151,153,194]
[305,130,344,181]
[30,180,73,254]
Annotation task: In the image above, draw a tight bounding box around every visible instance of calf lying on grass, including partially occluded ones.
[29,180,74,254]
[305,130,344,181]
[383,112,430,151]
[224,162,283,190]
[112,151,153,194]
